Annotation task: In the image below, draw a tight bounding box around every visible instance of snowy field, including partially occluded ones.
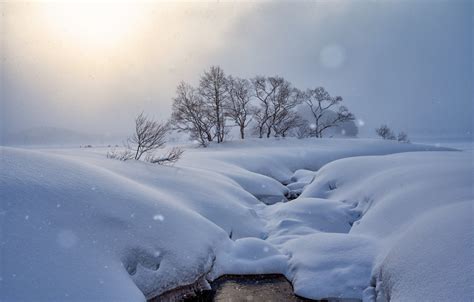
[1,138,472,301]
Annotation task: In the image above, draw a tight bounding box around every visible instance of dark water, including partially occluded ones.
[200,274,307,302]
[153,274,360,302]
[185,274,348,302]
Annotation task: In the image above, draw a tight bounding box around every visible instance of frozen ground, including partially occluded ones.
[1,138,472,301]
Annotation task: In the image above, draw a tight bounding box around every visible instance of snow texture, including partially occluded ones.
[1,138,471,301]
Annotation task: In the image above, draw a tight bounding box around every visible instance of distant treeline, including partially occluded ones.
[170,66,355,146]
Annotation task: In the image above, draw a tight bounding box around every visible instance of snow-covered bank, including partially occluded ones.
[300,151,473,301]
[1,138,471,301]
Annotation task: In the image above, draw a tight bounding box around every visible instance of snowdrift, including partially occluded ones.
[1,138,471,301]
[301,150,473,301]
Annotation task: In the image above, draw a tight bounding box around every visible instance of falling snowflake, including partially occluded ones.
[153,214,164,221]
[356,119,365,127]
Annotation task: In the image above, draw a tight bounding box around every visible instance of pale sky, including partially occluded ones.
[1,0,472,141]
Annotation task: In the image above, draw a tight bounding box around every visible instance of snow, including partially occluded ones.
[301,150,473,300]
[370,201,473,301]
[284,233,376,300]
[0,147,229,301]
[1,138,471,301]
[209,238,288,278]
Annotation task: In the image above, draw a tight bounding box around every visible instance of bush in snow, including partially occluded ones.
[376,125,410,143]
[144,147,184,165]
[106,147,134,161]
[375,124,396,140]
[397,131,410,143]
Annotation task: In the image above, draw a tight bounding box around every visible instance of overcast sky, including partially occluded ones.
[1,0,472,140]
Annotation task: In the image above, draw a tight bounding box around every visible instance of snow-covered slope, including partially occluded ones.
[1,138,471,301]
[299,151,473,301]
[0,147,230,301]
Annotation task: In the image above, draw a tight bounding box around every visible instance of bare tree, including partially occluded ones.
[129,112,169,160]
[171,82,214,146]
[267,84,304,138]
[199,66,228,143]
[376,124,396,140]
[303,87,355,138]
[272,109,304,137]
[225,76,253,139]
[296,120,312,139]
[251,76,280,138]
[252,76,301,138]
[397,131,410,143]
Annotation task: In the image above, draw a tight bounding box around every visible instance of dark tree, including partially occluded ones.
[251,76,280,138]
[266,79,303,138]
[272,110,304,137]
[303,87,355,138]
[397,131,410,143]
[225,76,253,139]
[171,82,214,146]
[129,112,169,160]
[252,76,301,138]
[376,124,396,140]
[199,66,228,143]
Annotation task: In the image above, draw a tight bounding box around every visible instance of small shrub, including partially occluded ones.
[106,148,134,161]
[144,147,184,165]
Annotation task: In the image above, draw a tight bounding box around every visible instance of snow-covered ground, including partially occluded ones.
[1,138,472,301]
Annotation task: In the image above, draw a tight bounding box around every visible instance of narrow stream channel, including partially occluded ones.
[157,274,360,302]
[150,172,362,302]
[186,274,312,302]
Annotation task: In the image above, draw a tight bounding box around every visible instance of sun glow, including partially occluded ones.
[41,2,144,51]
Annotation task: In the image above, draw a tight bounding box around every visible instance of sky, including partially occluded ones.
[1,0,472,141]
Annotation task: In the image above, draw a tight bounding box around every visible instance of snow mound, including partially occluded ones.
[301,150,473,301]
[369,201,473,302]
[284,233,376,300]
[209,238,288,278]
[263,198,359,239]
[1,138,466,301]
[0,147,230,300]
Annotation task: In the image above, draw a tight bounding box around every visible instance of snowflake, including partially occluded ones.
[153,214,164,222]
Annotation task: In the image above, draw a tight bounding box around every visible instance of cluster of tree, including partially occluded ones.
[375,124,410,143]
[171,66,355,146]
[107,113,183,164]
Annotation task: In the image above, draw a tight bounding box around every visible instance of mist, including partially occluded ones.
[1,0,472,143]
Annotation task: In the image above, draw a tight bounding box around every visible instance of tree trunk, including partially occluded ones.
[258,125,264,138]
[134,146,141,160]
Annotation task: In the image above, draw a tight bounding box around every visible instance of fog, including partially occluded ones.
[1,0,472,143]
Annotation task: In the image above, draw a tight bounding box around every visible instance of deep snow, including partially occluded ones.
[0,138,471,301]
